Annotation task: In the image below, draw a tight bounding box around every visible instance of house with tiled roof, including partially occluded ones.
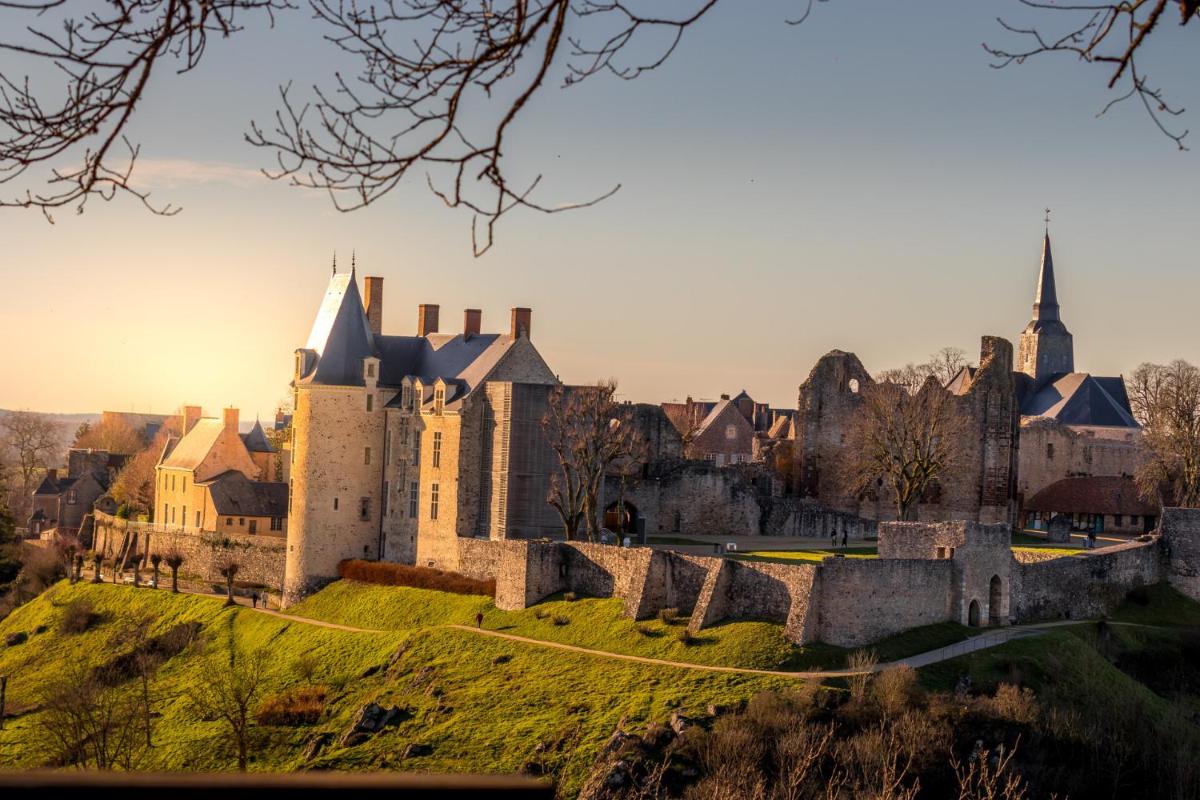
[1024,476,1158,535]
[154,406,288,536]
[662,391,795,465]
[285,265,561,603]
[27,448,127,538]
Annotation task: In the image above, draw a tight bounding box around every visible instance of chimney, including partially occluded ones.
[183,405,202,434]
[47,468,57,483]
[223,407,239,436]
[363,276,384,336]
[510,307,532,339]
[417,304,440,337]
[464,308,482,338]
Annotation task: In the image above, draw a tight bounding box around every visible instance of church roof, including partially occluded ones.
[1023,232,1070,336]
[1020,372,1138,428]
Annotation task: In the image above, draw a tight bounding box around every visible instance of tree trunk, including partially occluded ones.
[171,567,179,593]
[225,575,236,606]
[92,556,102,583]
[152,565,160,589]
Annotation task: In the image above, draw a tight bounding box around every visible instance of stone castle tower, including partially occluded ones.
[1016,232,1074,383]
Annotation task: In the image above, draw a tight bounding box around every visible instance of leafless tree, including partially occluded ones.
[165,549,185,592]
[1128,360,1200,507]
[841,379,971,521]
[542,381,646,542]
[187,634,271,771]
[111,421,179,515]
[0,410,63,499]
[36,661,147,769]
[877,347,968,395]
[951,739,1029,800]
[985,0,1198,150]
[218,557,240,605]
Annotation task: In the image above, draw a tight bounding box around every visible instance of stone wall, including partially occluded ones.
[1161,508,1200,601]
[93,512,286,590]
[1017,418,1141,500]
[816,558,954,647]
[1010,539,1162,621]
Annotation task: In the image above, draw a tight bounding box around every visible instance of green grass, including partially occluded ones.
[0,582,791,794]
[644,535,708,546]
[1011,546,1083,558]
[1109,582,1200,627]
[731,547,878,564]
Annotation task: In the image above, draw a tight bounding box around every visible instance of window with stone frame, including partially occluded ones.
[412,434,421,467]
[409,481,419,517]
[430,483,439,520]
[366,393,374,412]
[270,517,283,531]
[359,497,371,521]
[364,446,372,465]
[432,431,442,468]
[434,386,445,414]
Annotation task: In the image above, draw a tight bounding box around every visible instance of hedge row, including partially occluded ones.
[337,559,495,597]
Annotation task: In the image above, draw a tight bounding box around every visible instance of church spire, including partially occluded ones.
[1031,231,1060,322]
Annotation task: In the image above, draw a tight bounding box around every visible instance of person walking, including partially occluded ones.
[841,529,848,548]
[830,529,837,549]
[475,611,484,629]
[251,592,259,609]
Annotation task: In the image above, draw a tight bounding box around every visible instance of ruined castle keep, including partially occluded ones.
[285,267,561,603]
[792,336,1020,526]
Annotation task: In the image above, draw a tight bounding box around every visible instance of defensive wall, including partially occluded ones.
[92,510,287,590]
[448,512,1200,648]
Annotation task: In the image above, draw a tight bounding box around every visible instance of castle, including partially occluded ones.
[284,268,561,603]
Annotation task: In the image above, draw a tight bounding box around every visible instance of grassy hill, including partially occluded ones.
[4,579,1199,797]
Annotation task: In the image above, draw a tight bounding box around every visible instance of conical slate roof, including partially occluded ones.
[241,419,275,453]
[1032,232,1060,320]
[300,267,376,386]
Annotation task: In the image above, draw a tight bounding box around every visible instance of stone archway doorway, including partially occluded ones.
[989,575,1003,626]
[968,599,981,627]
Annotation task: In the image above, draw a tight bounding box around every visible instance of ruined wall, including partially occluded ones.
[816,558,954,647]
[794,350,872,510]
[688,559,819,644]
[616,463,762,537]
[1161,508,1200,601]
[1010,539,1162,621]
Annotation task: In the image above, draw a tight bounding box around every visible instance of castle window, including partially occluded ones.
[434,386,445,414]
[430,483,439,520]
[1046,443,1055,459]
[412,435,421,467]
[366,394,374,412]
[239,517,245,526]
[333,497,339,511]
[409,481,418,517]
[226,517,233,527]
[432,432,442,468]
[359,497,371,521]
[171,474,176,491]
[182,506,187,527]
[196,510,201,527]
[367,362,376,378]
[270,517,282,531]
[249,520,257,534]
[171,507,176,524]
[364,446,372,465]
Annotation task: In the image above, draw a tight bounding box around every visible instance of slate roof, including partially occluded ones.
[1019,372,1138,428]
[33,474,77,495]
[1023,232,1071,336]
[300,268,528,401]
[204,470,289,518]
[241,420,275,453]
[1025,476,1157,517]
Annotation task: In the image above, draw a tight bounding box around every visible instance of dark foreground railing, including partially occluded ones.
[0,770,554,798]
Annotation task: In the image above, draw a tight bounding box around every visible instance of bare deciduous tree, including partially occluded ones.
[218,557,241,605]
[0,410,63,501]
[36,661,146,769]
[165,549,185,593]
[841,380,971,521]
[985,0,1198,150]
[877,347,968,394]
[187,634,271,771]
[1129,360,1200,507]
[73,415,146,455]
[542,381,646,542]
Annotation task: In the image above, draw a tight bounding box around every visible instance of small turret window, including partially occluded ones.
[366,394,374,412]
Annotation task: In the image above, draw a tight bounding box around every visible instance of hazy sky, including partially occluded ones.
[1,1,1196,420]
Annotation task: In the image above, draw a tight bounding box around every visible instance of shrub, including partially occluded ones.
[552,615,570,626]
[845,649,878,700]
[636,623,655,637]
[658,607,680,625]
[871,665,919,717]
[533,608,549,620]
[983,682,1038,725]
[256,685,328,726]
[337,559,495,597]
[60,598,101,634]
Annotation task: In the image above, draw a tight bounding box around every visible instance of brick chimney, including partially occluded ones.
[464,308,482,338]
[363,276,384,336]
[47,468,57,483]
[183,405,202,434]
[510,307,532,339]
[417,304,440,337]
[223,407,239,436]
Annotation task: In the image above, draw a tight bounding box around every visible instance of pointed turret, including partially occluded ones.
[299,265,376,385]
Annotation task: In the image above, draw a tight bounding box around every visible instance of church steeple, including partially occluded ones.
[1017,224,1074,383]
[1031,232,1060,321]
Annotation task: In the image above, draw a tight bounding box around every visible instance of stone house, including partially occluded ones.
[27,448,126,538]
[662,390,795,465]
[153,406,286,535]
[285,267,561,604]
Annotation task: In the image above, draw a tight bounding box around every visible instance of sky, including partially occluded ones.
[0,1,1196,420]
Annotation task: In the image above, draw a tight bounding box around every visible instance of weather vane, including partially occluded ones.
[1044,207,1051,229]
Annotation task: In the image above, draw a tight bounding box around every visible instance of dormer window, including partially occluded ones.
[366,363,376,378]
[434,386,445,414]
[412,381,423,412]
